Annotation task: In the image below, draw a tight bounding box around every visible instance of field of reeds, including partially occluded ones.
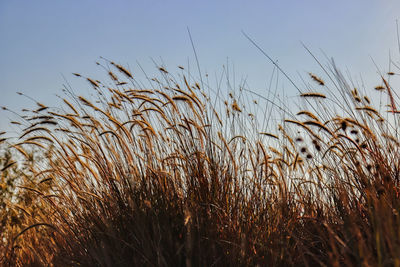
[1,55,400,266]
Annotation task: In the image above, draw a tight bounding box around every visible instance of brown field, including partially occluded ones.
[1,59,400,266]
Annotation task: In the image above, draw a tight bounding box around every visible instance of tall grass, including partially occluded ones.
[1,58,400,266]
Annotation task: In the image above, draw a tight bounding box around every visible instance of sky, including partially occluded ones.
[1,0,400,134]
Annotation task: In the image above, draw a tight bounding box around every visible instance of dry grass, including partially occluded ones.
[1,59,400,266]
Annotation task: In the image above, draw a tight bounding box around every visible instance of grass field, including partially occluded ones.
[1,57,400,266]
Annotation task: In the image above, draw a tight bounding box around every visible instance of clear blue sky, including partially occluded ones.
[1,1,400,134]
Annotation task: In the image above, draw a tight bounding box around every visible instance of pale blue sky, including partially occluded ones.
[1,1,400,133]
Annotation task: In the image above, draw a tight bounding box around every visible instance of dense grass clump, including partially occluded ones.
[1,58,400,266]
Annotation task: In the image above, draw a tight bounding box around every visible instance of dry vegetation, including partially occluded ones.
[1,57,400,266]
